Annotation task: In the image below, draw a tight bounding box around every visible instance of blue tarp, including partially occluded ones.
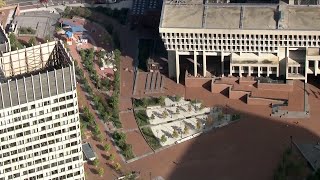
[61,20,87,32]
[71,26,87,33]
[65,31,73,38]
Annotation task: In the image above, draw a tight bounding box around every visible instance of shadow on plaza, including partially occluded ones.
[138,105,320,180]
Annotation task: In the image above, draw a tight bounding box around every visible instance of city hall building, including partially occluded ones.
[159,0,320,83]
[0,41,85,180]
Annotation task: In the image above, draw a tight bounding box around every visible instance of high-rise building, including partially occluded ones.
[0,41,85,180]
[159,0,320,83]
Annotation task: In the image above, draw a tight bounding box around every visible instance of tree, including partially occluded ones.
[196,121,201,130]
[28,37,37,47]
[162,110,168,118]
[9,33,23,50]
[0,0,6,7]
[95,133,103,142]
[98,167,104,177]
[172,129,179,138]
[159,96,165,106]
[92,158,99,167]
[176,107,180,114]
[109,154,115,163]
[39,0,49,7]
[150,114,155,119]
[114,162,121,171]
[183,125,189,134]
[160,135,167,143]
[104,144,110,152]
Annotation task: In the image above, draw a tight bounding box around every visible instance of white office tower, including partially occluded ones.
[0,41,85,180]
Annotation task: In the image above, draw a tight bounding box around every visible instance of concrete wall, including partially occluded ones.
[247,97,285,105]
[257,82,293,92]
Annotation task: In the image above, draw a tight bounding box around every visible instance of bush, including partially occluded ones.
[141,127,161,150]
[112,131,134,159]
[19,27,36,34]
[231,114,240,121]
[135,110,149,126]
[9,33,23,50]
[133,97,165,108]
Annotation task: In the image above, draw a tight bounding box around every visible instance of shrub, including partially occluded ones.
[104,144,110,152]
[160,135,167,143]
[135,110,149,126]
[172,129,179,138]
[141,127,161,150]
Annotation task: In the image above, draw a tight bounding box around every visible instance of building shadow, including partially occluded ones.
[127,103,320,180]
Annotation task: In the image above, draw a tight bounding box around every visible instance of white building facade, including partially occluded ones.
[159,0,320,83]
[0,41,84,180]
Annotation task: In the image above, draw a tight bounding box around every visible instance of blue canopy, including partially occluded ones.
[65,31,73,38]
[71,26,87,33]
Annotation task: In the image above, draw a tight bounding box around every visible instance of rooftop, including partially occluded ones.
[0,41,75,110]
[160,2,320,30]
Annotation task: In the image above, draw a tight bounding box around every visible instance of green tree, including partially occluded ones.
[104,144,110,152]
[92,158,99,167]
[28,37,37,47]
[0,0,6,7]
[183,125,189,134]
[9,33,23,50]
[114,162,121,171]
[196,121,201,130]
[162,110,168,118]
[95,133,103,142]
[160,135,167,143]
[172,129,179,138]
[98,167,104,177]
[109,154,115,163]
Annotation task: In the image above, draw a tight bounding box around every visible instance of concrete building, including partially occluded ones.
[0,41,85,180]
[159,0,320,83]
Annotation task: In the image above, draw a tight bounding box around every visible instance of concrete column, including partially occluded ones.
[221,52,224,77]
[267,66,270,77]
[168,51,176,78]
[277,66,280,77]
[239,65,242,77]
[176,51,180,84]
[296,66,299,74]
[203,51,207,77]
[194,51,197,77]
[248,66,252,76]
[315,60,319,76]
[258,66,261,77]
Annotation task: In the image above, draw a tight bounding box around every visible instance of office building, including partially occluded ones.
[159,0,320,83]
[0,41,84,180]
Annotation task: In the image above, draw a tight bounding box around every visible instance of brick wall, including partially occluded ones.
[257,82,293,92]
[247,97,285,105]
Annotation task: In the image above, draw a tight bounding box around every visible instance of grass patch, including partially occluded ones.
[135,110,149,126]
[141,127,161,150]
[133,97,165,108]
[138,39,154,71]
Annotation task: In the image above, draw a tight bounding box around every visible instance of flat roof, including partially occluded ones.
[82,143,96,160]
[160,2,320,30]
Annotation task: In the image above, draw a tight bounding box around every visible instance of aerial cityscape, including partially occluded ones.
[0,0,320,179]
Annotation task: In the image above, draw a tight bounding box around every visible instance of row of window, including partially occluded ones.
[0,93,75,118]
[1,163,81,180]
[166,44,279,52]
[162,33,320,41]
[0,109,76,137]
[0,142,79,168]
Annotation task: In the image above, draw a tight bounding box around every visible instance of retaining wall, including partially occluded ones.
[247,97,285,105]
[257,82,293,92]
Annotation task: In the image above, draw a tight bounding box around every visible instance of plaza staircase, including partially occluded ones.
[145,72,164,94]
[211,77,288,105]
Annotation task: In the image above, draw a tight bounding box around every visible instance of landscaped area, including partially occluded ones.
[133,96,240,150]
